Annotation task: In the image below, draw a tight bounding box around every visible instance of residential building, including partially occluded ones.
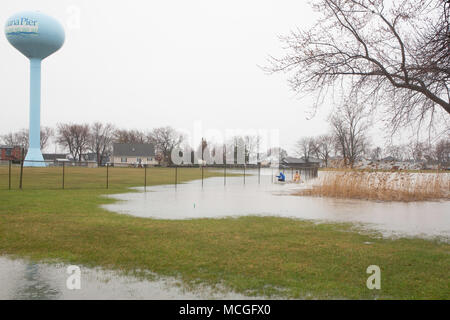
[112,143,158,167]
[0,145,22,162]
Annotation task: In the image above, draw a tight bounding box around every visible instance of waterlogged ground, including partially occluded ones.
[0,256,264,300]
[103,169,450,240]
[2,169,448,300]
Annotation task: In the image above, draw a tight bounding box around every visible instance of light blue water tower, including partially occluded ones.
[5,11,65,166]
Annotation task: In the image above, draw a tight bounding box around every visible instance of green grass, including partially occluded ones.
[0,166,448,299]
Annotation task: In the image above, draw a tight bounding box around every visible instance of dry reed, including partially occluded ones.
[297,171,450,202]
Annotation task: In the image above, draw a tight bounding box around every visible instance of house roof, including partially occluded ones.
[282,156,321,164]
[113,143,155,157]
[43,153,68,161]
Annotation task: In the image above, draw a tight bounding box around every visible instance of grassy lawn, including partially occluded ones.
[0,166,448,299]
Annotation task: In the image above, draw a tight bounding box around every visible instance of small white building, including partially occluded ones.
[113,143,158,167]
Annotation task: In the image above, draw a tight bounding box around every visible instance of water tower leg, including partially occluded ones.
[24,58,45,167]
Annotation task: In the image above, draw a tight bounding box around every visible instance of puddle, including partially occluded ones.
[103,169,450,240]
[0,256,265,300]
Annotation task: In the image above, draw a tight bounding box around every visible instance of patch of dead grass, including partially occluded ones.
[297,171,450,202]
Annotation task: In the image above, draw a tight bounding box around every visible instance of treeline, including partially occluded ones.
[0,123,184,166]
[294,104,450,167]
[0,124,268,166]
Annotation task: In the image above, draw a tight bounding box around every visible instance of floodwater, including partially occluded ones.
[103,169,450,240]
[2,169,448,300]
[0,256,263,300]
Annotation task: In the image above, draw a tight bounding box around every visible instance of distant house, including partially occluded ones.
[43,153,69,162]
[280,156,322,169]
[113,143,158,167]
[381,156,397,162]
[42,153,69,165]
[0,145,22,162]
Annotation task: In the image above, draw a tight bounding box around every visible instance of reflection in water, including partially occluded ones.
[0,257,263,300]
[12,263,61,300]
[103,169,450,240]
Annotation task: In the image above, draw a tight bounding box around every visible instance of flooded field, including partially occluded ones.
[2,169,448,300]
[103,169,450,240]
[0,256,263,300]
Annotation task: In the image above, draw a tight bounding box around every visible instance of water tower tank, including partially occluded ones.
[5,11,65,166]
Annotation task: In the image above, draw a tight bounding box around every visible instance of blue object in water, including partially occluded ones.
[5,11,65,166]
[276,172,286,182]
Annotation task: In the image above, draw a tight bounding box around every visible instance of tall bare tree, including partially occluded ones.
[1,127,53,151]
[434,138,450,164]
[56,123,90,161]
[268,0,450,133]
[1,129,28,149]
[147,126,184,165]
[313,134,334,167]
[88,122,115,166]
[370,146,383,161]
[330,102,370,167]
[295,137,315,161]
[385,144,408,161]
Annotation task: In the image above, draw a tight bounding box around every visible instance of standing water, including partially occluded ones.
[103,169,450,240]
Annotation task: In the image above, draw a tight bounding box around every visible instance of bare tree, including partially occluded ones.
[1,127,53,151]
[295,137,316,161]
[434,138,450,164]
[56,123,90,161]
[226,135,246,164]
[330,102,370,167]
[370,146,383,161]
[147,126,184,165]
[114,129,146,144]
[243,135,261,164]
[268,0,450,133]
[1,129,28,149]
[407,141,434,162]
[385,144,408,161]
[88,122,115,166]
[40,127,54,151]
[313,134,334,167]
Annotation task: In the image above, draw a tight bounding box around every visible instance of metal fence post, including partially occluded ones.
[201,165,204,188]
[62,162,65,189]
[224,165,226,186]
[175,166,177,188]
[258,163,261,185]
[243,165,246,185]
[8,160,11,190]
[144,165,147,191]
[106,164,109,189]
[19,148,24,190]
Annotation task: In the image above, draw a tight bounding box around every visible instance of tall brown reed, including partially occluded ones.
[297,171,450,202]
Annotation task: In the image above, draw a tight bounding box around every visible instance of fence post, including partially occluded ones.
[243,165,246,185]
[144,165,147,191]
[106,164,109,189]
[175,166,177,188]
[201,165,204,188]
[62,162,65,189]
[8,160,11,190]
[19,148,24,190]
[224,165,226,186]
[258,163,261,184]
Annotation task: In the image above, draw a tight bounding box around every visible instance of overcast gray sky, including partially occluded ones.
[1,0,387,154]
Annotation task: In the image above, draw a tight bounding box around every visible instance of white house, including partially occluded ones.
[112,143,158,167]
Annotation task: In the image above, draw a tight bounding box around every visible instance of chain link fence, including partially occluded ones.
[0,159,318,190]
